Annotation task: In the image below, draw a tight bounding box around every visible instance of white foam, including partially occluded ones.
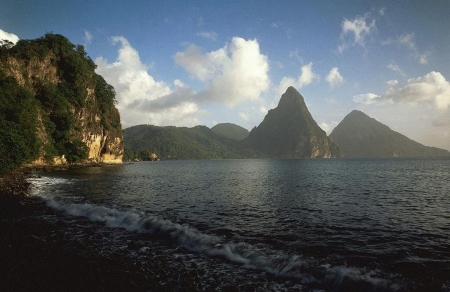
[31,176,397,291]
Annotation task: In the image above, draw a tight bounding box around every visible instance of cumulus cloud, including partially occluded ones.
[196,31,218,41]
[96,36,171,105]
[174,37,270,107]
[353,93,380,104]
[384,72,450,109]
[338,14,376,53]
[276,62,319,97]
[95,36,200,127]
[299,62,319,87]
[0,28,19,44]
[326,67,344,88]
[354,71,450,110]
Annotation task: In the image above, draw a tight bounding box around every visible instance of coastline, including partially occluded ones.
[0,169,278,292]
[0,169,156,291]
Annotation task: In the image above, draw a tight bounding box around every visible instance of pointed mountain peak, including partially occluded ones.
[330,110,450,158]
[278,86,306,108]
[347,110,370,118]
[244,87,342,158]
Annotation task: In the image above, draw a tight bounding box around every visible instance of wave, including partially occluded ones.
[28,175,399,291]
[37,195,398,291]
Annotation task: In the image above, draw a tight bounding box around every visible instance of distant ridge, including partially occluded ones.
[211,123,249,141]
[123,125,258,160]
[123,87,342,159]
[243,87,341,158]
[329,110,450,158]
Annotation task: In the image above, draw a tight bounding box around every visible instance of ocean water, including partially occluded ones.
[29,158,450,291]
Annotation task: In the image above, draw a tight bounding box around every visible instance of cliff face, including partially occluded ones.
[244,87,341,158]
[0,34,123,168]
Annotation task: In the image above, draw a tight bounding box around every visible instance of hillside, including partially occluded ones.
[124,125,259,160]
[329,110,450,158]
[243,87,341,158]
[211,123,249,140]
[124,87,341,160]
[0,33,123,173]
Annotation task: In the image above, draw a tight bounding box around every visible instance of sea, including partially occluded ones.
[28,158,450,291]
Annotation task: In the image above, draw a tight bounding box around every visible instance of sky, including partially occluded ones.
[2,0,450,150]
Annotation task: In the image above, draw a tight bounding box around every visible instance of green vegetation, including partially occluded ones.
[0,33,121,173]
[124,125,260,160]
[124,88,341,160]
[211,123,249,140]
[329,110,450,158]
[0,71,40,173]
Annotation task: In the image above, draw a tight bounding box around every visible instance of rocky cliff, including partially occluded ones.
[243,87,341,158]
[0,34,123,171]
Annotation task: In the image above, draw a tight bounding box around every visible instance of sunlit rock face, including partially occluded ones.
[1,34,123,165]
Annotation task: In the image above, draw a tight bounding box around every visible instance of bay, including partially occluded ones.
[29,158,450,291]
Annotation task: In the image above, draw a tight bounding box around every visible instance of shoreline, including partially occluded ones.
[0,170,158,291]
[0,170,281,292]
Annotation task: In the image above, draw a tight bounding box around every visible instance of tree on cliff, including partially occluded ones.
[0,33,121,172]
[0,71,40,173]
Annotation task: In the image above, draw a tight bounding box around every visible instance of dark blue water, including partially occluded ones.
[30,158,450,291]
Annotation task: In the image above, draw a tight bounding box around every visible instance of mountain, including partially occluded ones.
[329,110,450,158]
[211,123,249,140]
[124,125,258,160]
[124,87,341,160]
[243,87,341,158]
[0,33,123,172]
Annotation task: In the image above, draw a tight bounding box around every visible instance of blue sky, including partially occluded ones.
[2,0,450,150]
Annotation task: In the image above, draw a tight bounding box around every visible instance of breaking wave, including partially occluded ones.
[37,194,398,291]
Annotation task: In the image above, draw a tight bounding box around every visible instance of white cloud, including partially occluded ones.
[299,62,319,87]
[95,36,200,127]
[383,33,431,64]
[173,44,225,82]
[239,112,249,121]
[319,121,338,135]
[353,93,380,104]
[96,36,171,105]
[0,28,19,44]
[276,62,319,97]
[84,30,92,45]
[325,97,338,104]
[338,14,376,53]
[387,62,406,76]
[271,22,282,28]
[319,122,331,134]
[384,71,450,109]
[418,52,431,65]
[354,71,450,110]
[379,8,386,16]
[196,31,218,41]
[326,67,344,88]
[289,49,302,61]
[174,37,270,107]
